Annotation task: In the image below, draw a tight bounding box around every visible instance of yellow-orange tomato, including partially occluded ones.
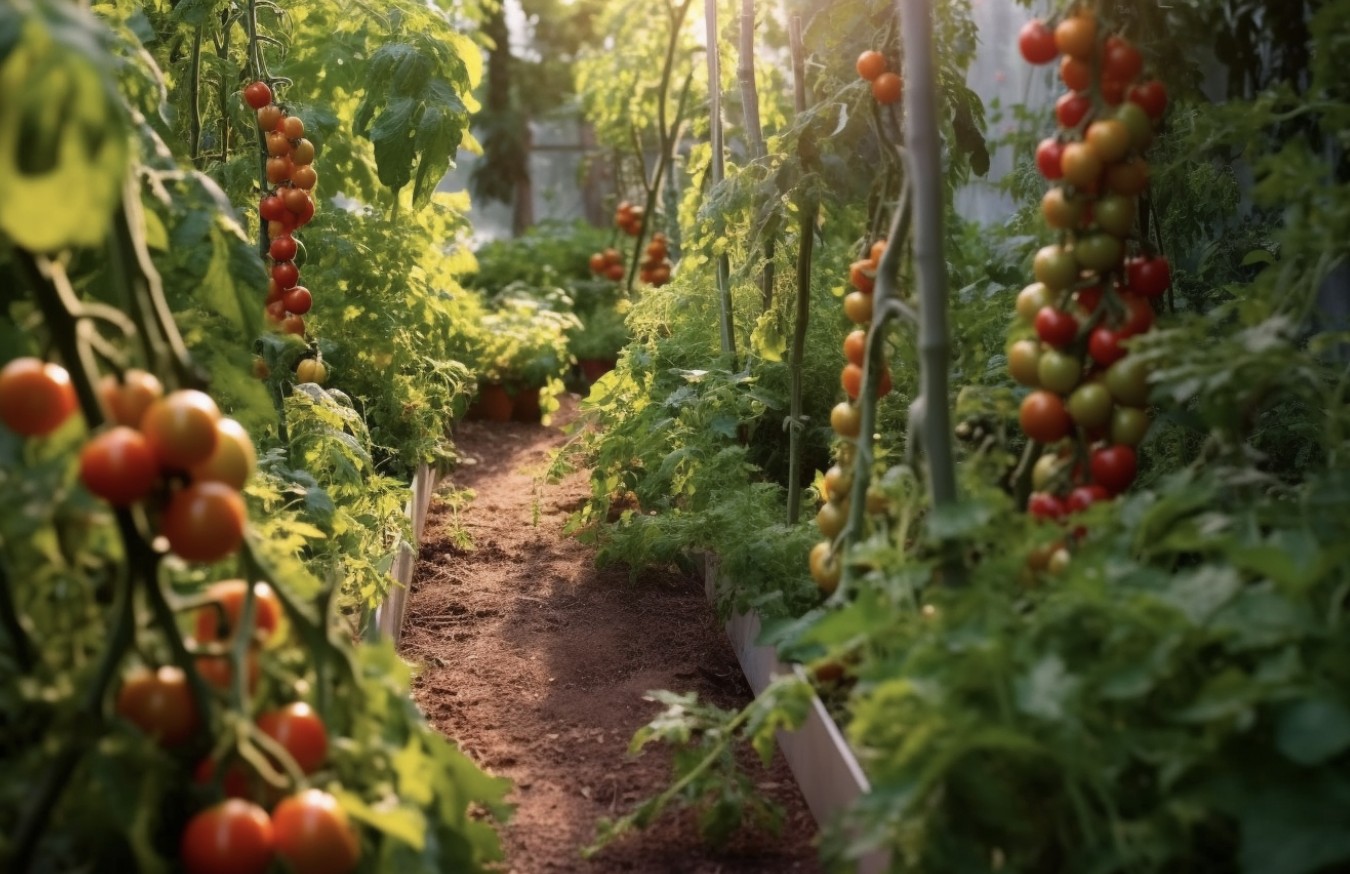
[1054,13,1096,60]
[816,501,848,539]
[830,401,861,438]
[189,418,256,490]
[843,291,873,325]
[809,542,841,594]
[843,330,867,367]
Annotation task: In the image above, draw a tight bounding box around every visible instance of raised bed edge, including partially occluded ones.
[373,461,438,644]
[703,554,890,874]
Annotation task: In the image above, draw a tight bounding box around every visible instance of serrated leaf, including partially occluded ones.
[333,788,427,850]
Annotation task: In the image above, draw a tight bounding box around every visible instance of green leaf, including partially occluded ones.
[1240,248,1276,266]
[1014,654,1080,722]
[1275,694,1350,765]
[333,787,427,850]
[926,499,994,541]
[1159,565,1242,625]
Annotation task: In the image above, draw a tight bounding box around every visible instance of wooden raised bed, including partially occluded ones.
[704,554,890,874]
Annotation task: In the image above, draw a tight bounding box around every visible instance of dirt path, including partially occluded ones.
[400,395,821,873]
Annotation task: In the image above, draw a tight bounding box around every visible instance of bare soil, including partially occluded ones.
[400,394,821,874]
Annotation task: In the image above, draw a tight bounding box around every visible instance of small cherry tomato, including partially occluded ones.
[243,81,273,110]
[0,358,77,437]
[80,427,159,506]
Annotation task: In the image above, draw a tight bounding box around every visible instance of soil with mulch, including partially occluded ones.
[400,393,821,874]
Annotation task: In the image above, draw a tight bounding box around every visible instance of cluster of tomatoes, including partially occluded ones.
[808,240,895,596]
[588,247,626,282]
[855,49,902,106]
[117,579,359,874]
[245,80,317,337]
[637,232,673,287]
[613,199,644,236]
[1011,11,1169,540]
[0,358,252,563]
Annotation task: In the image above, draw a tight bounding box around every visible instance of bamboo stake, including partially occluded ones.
[900,0,962,560]
[785,14,815,525]
[704,0,736,361]
[737,0,774,312]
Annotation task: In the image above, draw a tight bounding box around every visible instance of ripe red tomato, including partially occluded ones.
[1074,285,1103,314]
[292,195,316,227]
[1126,255,1171,298]
[161,482,247,563]
[1054,92,1092,129]
[856,50,887,81]
[849,259,876,294]
[190,418,256,490]
[843,330,867,367]
[1035,138,1065,179]
[98,369,163,428]
[243,81,273,110]
[588,253,606,274]
[1099,76,1129,106]
[195,579,283,645]
[871,71,903,105]
[1091,444,1138,493]
[1118,294,1155,337]
[0,358,77,437]
[141,390,221,470]
[1034,306,1079,348]
[259,195,287,222]
[1102,36,1142,80]
[269,235,298,262]
[181,799,275,874]
[1020,390,1072,444]
[1088,326,1127,367]
[281,314,306,336]
[265,301,287,323]
[283,286,312,315]
[258,702,328,774]
[80,427,159,506]
[1066,483,1111,513]
[116,666,200,746]
[1128,79,1168,119]
[272,790,360,874]
[272,261,300,290]
[1027,491,1066,519]
[1018,20,1058,65]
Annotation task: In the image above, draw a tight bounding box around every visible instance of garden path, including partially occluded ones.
[401,393,821,873]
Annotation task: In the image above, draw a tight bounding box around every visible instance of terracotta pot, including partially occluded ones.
[578,358,617,384]
[511,385,542,422]
[476,383,514,422]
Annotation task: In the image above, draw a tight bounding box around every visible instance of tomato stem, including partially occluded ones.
[0,556,35,673]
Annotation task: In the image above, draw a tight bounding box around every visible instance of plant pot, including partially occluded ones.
[578,357,617,384]
[476,382,514,423]
[511,385,543,422]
